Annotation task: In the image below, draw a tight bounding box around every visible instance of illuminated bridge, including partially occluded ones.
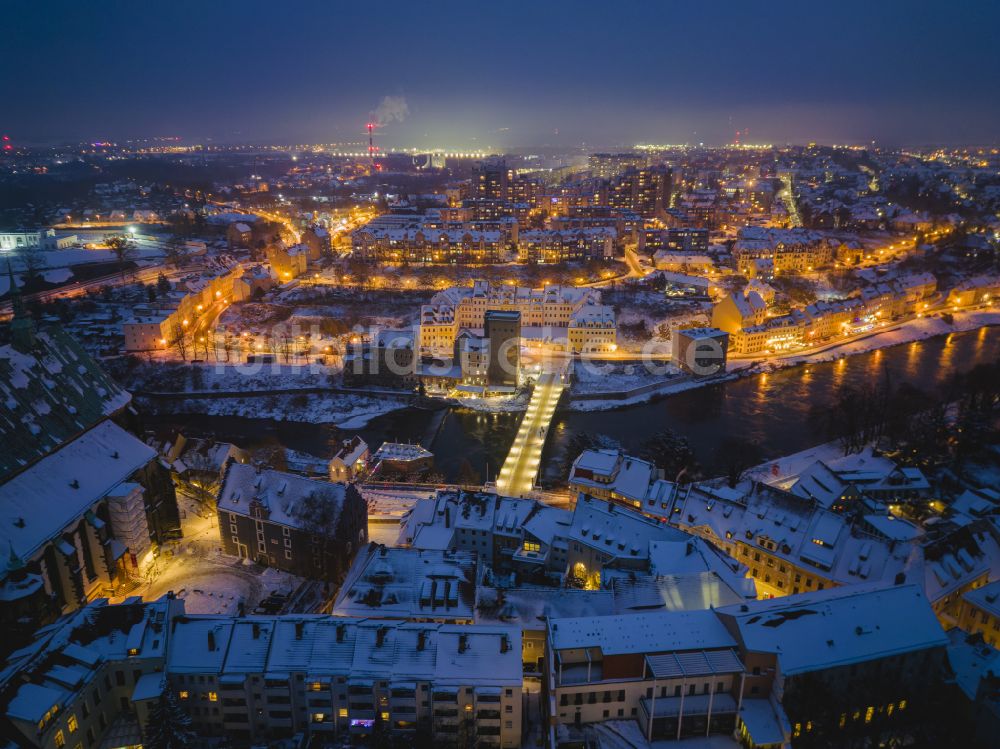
[496,372,566,497]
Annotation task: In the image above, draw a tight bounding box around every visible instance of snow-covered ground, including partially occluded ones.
[360,486,435,519]
[455,390,531,413]
[136,391,408,428]
[115,492,304,615]
[571,362,681,394]
[129,361,341,393]
[569,372,738,411]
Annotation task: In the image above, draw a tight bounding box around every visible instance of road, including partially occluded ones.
[496,372,565,497]
[778,174,803,227]
[0,263,167,320]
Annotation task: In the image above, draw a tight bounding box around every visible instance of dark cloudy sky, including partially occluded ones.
[6,0,999,148]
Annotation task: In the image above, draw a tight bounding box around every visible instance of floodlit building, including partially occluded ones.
[329,436,369,482]
[418,280,616,356]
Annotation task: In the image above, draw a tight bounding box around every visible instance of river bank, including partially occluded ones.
[142,322,1000,487]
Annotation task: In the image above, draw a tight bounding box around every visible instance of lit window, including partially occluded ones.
[207,691,218,702]
[523,542,540,553]
[380,711,390,721]
[865,706,874,724]
[464,704,473,712]
[67,715,78,733]
[313,713,326,723]
[179,691,189,700]
[54,731,66,749]
[311,682,323,692]
[338,708,348,718]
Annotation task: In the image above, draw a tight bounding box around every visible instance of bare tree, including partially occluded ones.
[19,244,46,283]
[164,235,186,266]
[105,234,137,280]
[170,321,189,361]
[222,331,235,363]
[278,334,293,363]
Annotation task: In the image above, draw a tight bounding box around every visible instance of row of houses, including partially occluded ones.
[122,263,273,352]
[565,446,1000,623]
[711,273,938,355]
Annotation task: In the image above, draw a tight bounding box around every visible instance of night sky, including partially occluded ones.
[6,0,999,148]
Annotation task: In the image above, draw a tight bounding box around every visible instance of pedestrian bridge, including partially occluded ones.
[496,372,566,497]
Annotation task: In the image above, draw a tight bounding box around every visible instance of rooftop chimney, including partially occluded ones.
[252,622,260,639]
[458,634,468,653]
[336,623,346,642]
[376,627,387,647]
[207,629,216,651]
[417,631,426,651]
[500,635,510,654]
[295,621,304,640]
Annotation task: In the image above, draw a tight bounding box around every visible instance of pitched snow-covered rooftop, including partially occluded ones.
[0,326,131,480]
[218,463,350,530]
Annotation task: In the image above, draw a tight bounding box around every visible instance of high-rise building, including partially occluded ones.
[588,152,647,179]
[475,158,511,201]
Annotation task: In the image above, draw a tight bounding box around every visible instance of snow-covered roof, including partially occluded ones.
[0,326,131,480]
[719,584,947,676]
[946,628,1000,701]
[333,546,478,621]
[373,442,433,463]
[0,420,155,561]
[217,463,351,531]
[167,616,522,686]
[549,609,736,655]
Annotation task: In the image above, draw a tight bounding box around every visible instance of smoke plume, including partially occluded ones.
[372,96,409,126]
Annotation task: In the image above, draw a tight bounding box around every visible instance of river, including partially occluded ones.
[144,325,1000,483]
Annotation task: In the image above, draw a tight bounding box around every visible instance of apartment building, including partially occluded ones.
[122,264,250,351]
[517,228,615,263]
[418,280,616,356]
[567,305,618,353]
[166,615,523,747]
[546,610,746,741]
[216,463,368,583]
[718,584,949,746]
[2,596,181,749]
